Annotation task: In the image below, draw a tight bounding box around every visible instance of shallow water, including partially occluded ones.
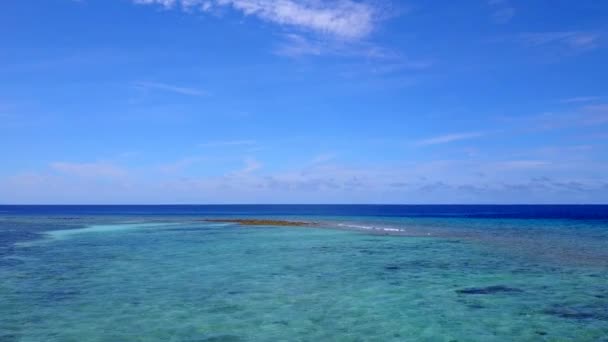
[1,206,607,341]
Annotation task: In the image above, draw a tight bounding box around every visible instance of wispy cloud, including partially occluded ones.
[133,81,207,96]
[310,153,336,165]
[133,0,380,40]
[488,0,515,23]
[582,104,608,125]
[273,33,429,66]
[228,157,263,176]
[242,157,262,173]
[501,103,608,131]
[517,31,601,51]
[132,1,414,62]
[274,33,328,57]
[274,33,391,58]
[494,160,549,170]
[415,132,485,146]
[158,157,207,173]
[560,96,602,104]
[4,157,608,204]
[50,162,128,179]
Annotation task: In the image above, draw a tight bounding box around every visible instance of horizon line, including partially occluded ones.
[1,203,607,206]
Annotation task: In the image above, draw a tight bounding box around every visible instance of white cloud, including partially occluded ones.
[133,81,207,96]
[415,132,484,146]
[133,0,379,40]
[132,0,414,62]
[3,157,608,204]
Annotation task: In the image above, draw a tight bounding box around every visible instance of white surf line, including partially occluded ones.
[336,223,405,232]
[14,221,229,247]
[45,219,236,239]
[45,222,180,240]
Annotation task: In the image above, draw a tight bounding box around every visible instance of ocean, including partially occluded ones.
[1,205,607,341]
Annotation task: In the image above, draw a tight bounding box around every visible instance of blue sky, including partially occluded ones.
[1,0,607,204]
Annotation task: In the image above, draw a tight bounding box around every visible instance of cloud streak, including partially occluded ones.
[518,31,601,51]
[415,132,484,146]
[513,103,608,130]
[273,33,428,65]
[3,157,608,204]
[228,157,263,176]
[50,162,128,179]
[133,81,207,96]
[488,0,515,23]
[560,96,602,104]
[133,0,379,40]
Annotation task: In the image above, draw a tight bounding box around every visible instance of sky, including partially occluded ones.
[1,0,607,204]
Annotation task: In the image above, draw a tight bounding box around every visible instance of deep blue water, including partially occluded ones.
[2,204,608,219]
[1,205,608,341]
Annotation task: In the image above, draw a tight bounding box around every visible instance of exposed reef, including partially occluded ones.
[202,219,315,227]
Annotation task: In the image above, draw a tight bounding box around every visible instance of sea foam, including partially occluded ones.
[46,222,175,240]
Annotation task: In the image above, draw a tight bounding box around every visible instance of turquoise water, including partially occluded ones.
[1,209,608,341]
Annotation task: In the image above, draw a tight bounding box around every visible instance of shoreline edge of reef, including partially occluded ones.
[201,218,316,227]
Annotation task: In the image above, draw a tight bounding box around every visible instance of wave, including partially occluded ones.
[336,222,404,233]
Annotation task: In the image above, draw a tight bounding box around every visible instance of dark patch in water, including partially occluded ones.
[403,259,452,270]
[0,258,24,267]
[543,306,607,320]
[0,334,19,342]
[467,303,485,309]
[207,304,241,314]
[0,230,42,248]
[384,265,401,271]
[456,285,523,295]
[535,331,547,336]
[47,289,81,302]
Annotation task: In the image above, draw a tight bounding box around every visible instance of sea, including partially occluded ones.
[1,205,607,341]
